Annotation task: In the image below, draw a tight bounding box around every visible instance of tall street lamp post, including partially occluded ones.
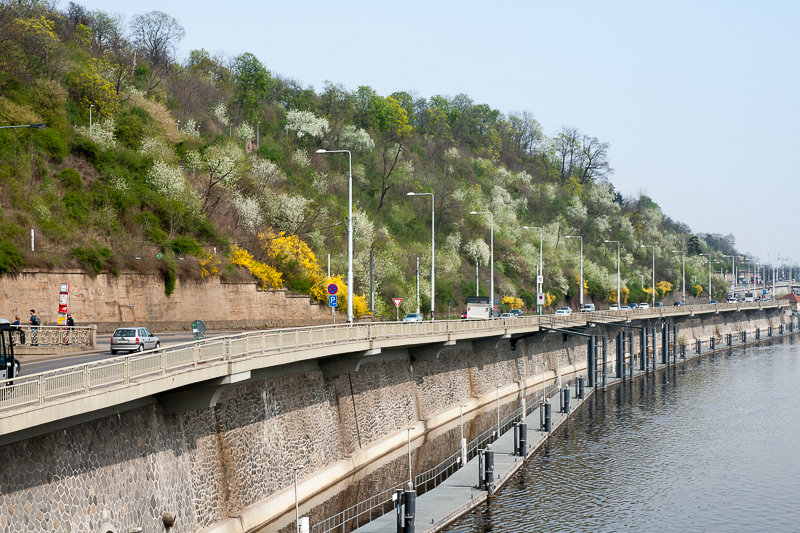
[565,235,583,307]
[604,240,620,309]
[640,245,655,306]
[408,192,435,321]
[724,255,735,292]
[470,211,494,316]
[699,254,716,303]
[316,149,354,323]
[671,250,686,304]
[523,226,543,315]
[0,123,46,130]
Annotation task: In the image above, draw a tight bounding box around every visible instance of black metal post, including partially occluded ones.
[396,489,404,533]
[563,388,570,413]
[513,423,520,455]
[578,376,585,399]
[672,324,678,363]
[519,421,527,456]
[403,489,416,533]
[544,402,551,433]
[629,330,634,379]
[616,330,623,378]
[602,335,608,388]
[587,336,596,388]
[651,327,657,372]
[662,322,668,364]
[640,328,647,371]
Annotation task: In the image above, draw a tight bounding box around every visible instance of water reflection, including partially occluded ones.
[445,338,800,532]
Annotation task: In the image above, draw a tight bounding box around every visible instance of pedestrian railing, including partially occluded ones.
[11,325,96,348]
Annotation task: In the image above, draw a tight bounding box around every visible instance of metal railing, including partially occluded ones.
[11,325,95,347]
[0,302,784,417]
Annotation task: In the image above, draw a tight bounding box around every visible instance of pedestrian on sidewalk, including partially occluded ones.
[65,314,74,345]
[29,309,40,345]
[12,314,24,344]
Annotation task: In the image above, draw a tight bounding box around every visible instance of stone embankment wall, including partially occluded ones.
[0,309,788,533]
[0,271,332,332]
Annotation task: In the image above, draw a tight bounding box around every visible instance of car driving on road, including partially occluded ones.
[402,313,423,323]
[555,307,572,316]
[111,327,160,354]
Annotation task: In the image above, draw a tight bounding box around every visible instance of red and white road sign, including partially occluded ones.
[392,298,403,308]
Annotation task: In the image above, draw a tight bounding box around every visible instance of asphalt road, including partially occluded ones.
[22,331,230,375]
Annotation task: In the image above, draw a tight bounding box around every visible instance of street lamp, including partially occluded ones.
[0,123,46,130]
[407,192,435,321]
[724,255,735,291]
[671,250,685,304]
[523,226,544,315]
[604,240,621,308]
[316,149,354,323]
[565,235,583,306]
[470,211,494,315]
[640,245,655,306]
[699,254,717,303]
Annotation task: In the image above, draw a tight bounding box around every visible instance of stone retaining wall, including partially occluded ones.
[0,271,332,333]
[0,309,788,533]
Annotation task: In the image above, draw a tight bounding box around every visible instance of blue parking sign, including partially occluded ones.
[329,294,338,307]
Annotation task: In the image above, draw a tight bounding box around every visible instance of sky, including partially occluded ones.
[70,0,799,265]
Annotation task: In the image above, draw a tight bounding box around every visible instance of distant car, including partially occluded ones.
[461,309,467,319]
[620,305,631,310]
[653,302,663,308]
[710,300,718,304]
[555,307,572,316]
[500,312,513,318]
[673,301,683,306]
[509,309,523,317]
[402,313,424,323]
[111,327,160,354]
[638,303,649,309]
[581,303,596,312]
[609,304,620,311]
[628,303,638,310]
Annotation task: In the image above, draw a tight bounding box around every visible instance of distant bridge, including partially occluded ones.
[0,300,786,446]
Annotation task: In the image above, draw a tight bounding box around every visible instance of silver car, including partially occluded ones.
[111,327,160,354]
[402,313,424,323]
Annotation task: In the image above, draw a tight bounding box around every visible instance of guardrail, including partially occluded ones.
[10,325,96,348]
[0,301,785,419]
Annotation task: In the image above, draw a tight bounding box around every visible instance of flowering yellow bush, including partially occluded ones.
[692,283,703,297]
[545,292,557,307]
[502,296,524,309]
[656,281,673,298]
[199,250,220,278]
[229,245,282,289]
[608,287,630,304]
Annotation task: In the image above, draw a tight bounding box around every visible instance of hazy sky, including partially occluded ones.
[71,0,799,264]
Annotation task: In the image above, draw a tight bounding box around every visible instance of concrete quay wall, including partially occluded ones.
[0,309,787,533]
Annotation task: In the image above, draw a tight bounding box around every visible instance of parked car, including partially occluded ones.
[653,302,663,307]
[402,313,424,323]
[581,303,596,312]
[509,309,523,317]
[555,307,572,316]
[638,303,650,309]
[111,327,160,354]
[609,304,620,311]
[620,305,631,311]
[499,312,513,318]
[628,303,638,310]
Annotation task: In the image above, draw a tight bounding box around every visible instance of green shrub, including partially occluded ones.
[57,168,82,190]
[114,107,149,150]
[0,240,24,274]
[34,128,68,162]
[170,236,203,256]
[257,141,285,165]
[70,245,112,276]
[63,190,89,222]
[71,137,99,164]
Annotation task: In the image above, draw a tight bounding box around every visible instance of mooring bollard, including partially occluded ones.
[711,336,715,350]
[544,402,552,433]
[727,333,732,346]
[756,328,760,340]
[640,329,647,371]
[696,338,701,354]
[769,326,772,337]
[743,331,747,343]
[484,448,495,496]
[616,330,624,379]
[519,421,527,456]
[403,487,416,533]
[563,388,570,413]
[780,324,784,335]
[578,376,585,399]
[478,449,485,488]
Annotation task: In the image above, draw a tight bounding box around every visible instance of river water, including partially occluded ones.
[445,337,800,532]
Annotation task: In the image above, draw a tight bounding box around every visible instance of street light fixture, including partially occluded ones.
[698,254,717,303]
[523,226,544,315]
[724,255,735,291]
[470,211,494,315]
[407,192,435,321]
[640,245,655,306]
[604,240,620,308]
[671,250,686,304]
[316,149,354,323]
[565,235,583,306]
[0,123,46,130]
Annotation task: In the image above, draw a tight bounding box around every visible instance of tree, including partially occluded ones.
[231,52,271,122]
[687,235,703,256]
[129,11,184,96]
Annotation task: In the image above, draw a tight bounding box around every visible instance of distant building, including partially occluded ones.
[778,293,800,311]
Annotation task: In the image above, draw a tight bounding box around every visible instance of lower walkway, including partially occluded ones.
[353,325,794,533]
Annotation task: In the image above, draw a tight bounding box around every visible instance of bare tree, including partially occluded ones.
[129,10,184,96]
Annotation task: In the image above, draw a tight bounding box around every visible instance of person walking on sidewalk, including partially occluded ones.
[65,314,74,344]
[29,309,40,346]
[11,314,24,344]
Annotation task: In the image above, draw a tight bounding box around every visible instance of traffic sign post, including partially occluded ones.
[392,298,403,321]
[327,283,338,295]
[329,292,338,325]
[329,295,338,307]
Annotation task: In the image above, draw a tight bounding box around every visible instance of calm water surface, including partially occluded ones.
[445,339,800,532]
